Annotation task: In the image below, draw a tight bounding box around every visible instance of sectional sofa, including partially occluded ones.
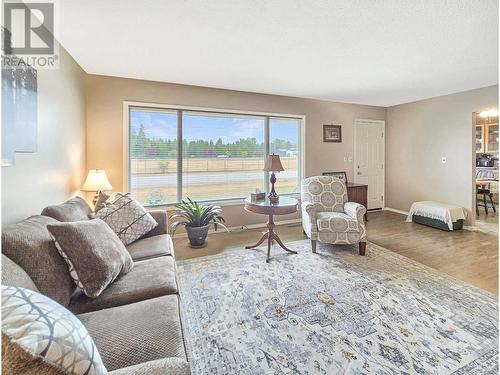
[1,197,190,374]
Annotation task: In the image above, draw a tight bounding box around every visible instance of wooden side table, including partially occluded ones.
[243,196,298,263]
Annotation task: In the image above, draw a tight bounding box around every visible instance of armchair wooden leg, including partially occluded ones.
[359,242,366,256]
[311,240,317,253]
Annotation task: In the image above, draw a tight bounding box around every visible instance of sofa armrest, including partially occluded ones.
[301,202,318,239]
[344,202,366,222]
[108,358,190,375]
[141,210,168,239]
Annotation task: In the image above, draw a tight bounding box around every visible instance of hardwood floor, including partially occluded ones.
[174,210,499,294]
[367,211,498,294]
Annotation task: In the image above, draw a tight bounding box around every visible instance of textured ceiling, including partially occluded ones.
[56,0,498,106]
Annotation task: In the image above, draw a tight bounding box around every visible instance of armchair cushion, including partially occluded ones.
[301,176,348,213]
[316,212,360,233]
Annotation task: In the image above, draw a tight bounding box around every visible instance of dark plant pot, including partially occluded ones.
[186,225,210,248]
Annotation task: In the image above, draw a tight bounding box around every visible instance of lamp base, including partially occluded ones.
[268,172,279,203]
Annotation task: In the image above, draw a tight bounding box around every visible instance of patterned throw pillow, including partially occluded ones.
[1,285,107,375]
[96,193,157,245]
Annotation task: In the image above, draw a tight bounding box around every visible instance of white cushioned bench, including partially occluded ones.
[406,201,467,231]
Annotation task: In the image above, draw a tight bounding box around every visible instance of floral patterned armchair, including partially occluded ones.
[301,176,367,255]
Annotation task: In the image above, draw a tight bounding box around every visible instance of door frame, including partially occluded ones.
[353,118,386,210]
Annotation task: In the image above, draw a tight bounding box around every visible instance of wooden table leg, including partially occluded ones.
[245,231,269,249]
[245,214,298,263]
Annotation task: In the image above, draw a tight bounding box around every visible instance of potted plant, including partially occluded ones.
[170,197,228,248]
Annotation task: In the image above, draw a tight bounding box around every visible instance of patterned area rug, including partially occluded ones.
[177,241,498,374]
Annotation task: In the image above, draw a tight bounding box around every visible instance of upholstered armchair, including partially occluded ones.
[301,176,367,255]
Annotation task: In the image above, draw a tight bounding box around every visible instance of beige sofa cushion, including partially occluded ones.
[41,196,92,222]
[2,215,75,306]
[47,219,134,298]
[1,254,38,291]
[69,256,178,314]
[78,295,186,371]
[126,234,173,261]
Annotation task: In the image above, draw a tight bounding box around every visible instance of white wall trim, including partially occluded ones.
[353,118,386,210]
[383,207,409,215]
[122,100,306,202]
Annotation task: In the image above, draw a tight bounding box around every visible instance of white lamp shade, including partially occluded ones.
[82,170,112,192]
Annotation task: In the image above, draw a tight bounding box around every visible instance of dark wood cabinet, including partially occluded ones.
[346,182,368,220]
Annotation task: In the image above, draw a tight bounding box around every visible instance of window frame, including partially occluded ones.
[123,101,305,207]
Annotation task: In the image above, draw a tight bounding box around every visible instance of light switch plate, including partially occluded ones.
[344,156,347,162]
[441,157,447,163]
[348,156,353,162]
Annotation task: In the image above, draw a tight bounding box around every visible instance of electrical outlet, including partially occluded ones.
[441,157,447,164]
[343,156,347,162]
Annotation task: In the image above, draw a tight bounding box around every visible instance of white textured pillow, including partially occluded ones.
[1,285,107,375]
[95,193,157,245]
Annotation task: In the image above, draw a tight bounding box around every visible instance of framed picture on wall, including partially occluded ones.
[323,124,342,142]
[322,171,348,184]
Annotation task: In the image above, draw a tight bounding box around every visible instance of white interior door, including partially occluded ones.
[354,119,385,210]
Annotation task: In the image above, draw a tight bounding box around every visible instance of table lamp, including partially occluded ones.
[81,169,112,206]
[264,153,284,203]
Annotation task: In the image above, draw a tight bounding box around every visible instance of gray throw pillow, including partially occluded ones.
[47,219,134,298]
[2,215,76,306]
[41,196,93,222]
[96,193,158,245]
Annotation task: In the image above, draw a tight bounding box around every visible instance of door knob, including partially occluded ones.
[357,172,361,175]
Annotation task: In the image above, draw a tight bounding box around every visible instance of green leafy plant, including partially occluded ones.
[170,197,228,235]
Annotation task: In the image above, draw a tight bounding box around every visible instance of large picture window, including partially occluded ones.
[128,105,302,206]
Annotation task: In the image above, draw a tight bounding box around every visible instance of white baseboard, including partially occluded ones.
[172,218,302,238]
[383,207,409,215]
[463,225,477,231]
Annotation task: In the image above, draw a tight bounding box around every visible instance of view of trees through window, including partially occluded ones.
[129,107,301,205]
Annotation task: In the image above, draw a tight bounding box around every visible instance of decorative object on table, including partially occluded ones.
[244,196,298,262]
[301,176,367,255]
[322,171,348,184]
[2,285,107,375]
[47,219,134,298]
[250,189,266,201]
[96,193,158,245]
[81,169,113,207]
[406,201,466,231]
[2,63,37,167]
[171,197,228,248]
[263,153,284,203]
[323,124,342,142]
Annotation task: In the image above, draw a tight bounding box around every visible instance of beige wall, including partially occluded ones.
[2,46,87,224]
[386,85,499,225]
[86,75,385,227]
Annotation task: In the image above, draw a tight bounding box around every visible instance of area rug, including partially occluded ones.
[177,241,498,374]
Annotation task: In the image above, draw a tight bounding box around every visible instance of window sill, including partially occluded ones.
[144,193,301,211]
